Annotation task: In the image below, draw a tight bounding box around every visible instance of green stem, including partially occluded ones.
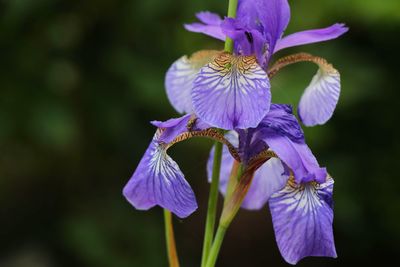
[200,141,223,267]
[205,225,228,267]
[224,0,239,52]
[164,210,180,267]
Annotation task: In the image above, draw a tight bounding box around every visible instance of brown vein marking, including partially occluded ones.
[268,52,338,78]
[210,52,259,74]
[168,128,241,162]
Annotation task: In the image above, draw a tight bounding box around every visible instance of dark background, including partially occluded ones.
[1,0,399,266]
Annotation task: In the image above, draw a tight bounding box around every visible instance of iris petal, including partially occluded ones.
[192,52,271,130]
[298,60,341,126]
[274,23,348,53]
[259,104,327,184]
[269,176,337,264]
[184,12,225,41]
[123,138,197,218]
[165,50,219,114]
[123,115,209,218]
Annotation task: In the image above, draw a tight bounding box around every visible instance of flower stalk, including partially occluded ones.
[200,141,223,267]
[224,0,238,52]
[164,209,180,267]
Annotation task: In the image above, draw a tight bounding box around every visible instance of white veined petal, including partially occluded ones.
[269,176,337,264]
[192,52,271,130]
[298,61,341,126]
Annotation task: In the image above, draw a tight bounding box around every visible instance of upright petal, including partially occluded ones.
[165,50,220,114]
[298,59,341,126]
[184,11,225,41]
[269,176,337,264]
[192,52,271,130]
[123,138,197,218]
[274,23,348,53]
[237,0,290,51]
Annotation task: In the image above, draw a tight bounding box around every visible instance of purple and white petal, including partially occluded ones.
[192,53,271,130]
[165,50,219,114]
[269,176,336,264]
[274,23,348,53]
[123,138,197,218]
[241,157,289,210]
[298,60,341,126]
[184,12,225,41]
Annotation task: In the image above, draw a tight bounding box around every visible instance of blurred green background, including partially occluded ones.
[1,0,399,266]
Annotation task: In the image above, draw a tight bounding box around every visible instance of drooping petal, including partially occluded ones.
[184,12,225,41]
[269,176,336,264]
[123,115,211,218]
[274,23,348,53]
[123,138,197,218]
[258,104,327,184]
[192,52,271,130]
[165,50,220,114]
[298,59,341,126]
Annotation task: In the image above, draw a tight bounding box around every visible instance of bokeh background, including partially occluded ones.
[1,0,399,266]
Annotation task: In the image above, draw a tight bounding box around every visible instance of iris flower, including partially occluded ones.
[207,104,336,264]
[168,0,347,129]
[123,0,347,264]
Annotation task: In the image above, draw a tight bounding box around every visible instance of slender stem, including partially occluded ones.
[164,210,180,267]
[201,142,223,267]
[205,225,228,267]
[224,0,239,52]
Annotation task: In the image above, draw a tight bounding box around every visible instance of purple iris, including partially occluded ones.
[207,104,336,264]
[124,0,345,265]
[181,0,347,128]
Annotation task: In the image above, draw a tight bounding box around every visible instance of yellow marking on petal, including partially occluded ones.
[188,50,221,68]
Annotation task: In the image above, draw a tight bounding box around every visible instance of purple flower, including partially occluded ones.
[183,0,347,127]
[186,0,348,67]
[123,115,197,218]
[207,104,336,264]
